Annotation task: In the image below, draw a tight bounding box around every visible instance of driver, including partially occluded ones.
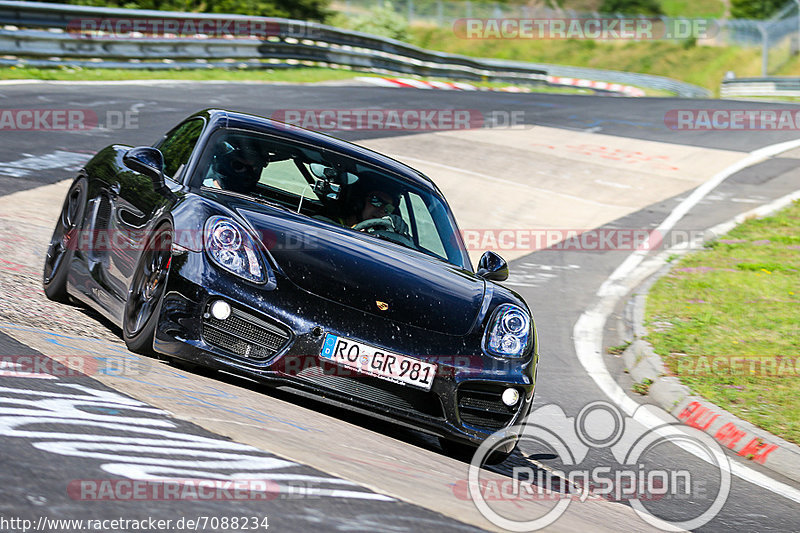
[342,189,409,236]
[204,140,266,194]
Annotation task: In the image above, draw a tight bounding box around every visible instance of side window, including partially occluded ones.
[158,119,204,180]
[408,193,447,258]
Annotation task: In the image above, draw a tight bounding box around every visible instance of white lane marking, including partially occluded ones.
[597,139,800,295]
[0,360,56,379]
[0,382,395,502]
[573,137,800,503]
[397,155,623,208]
[731,197,762,203]
[594,179,633,189]
[0,151,92,178]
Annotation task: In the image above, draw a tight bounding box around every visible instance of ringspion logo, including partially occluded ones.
[465,401,731,530]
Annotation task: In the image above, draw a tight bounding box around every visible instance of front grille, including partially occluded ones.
[297,364,443,418]
[457,384,519,430]
[202,305,291,363]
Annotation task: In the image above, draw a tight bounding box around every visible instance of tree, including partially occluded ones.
[730,0,785,20]
[598,0,664,15]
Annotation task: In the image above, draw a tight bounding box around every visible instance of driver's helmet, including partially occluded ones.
[211,139,266,194]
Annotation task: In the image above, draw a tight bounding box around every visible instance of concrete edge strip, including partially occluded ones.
[573,138,800,506]
[355,76,643,96]
[622,188,800,484]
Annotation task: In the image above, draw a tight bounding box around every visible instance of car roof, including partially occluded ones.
[191,109,440,194]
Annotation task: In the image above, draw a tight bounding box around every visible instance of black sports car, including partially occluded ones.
[43,109,538,462]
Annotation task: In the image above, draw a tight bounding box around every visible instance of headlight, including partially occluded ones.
[483,304,531,357]
[204,215,267,283]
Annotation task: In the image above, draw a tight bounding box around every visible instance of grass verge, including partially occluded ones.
[0,65,604,95]
[410,26,764,95]
[0,62,681,96]
[645,200,800,444]
[0,66,366,82]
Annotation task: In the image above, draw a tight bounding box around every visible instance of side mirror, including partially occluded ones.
[477,251,509,281]
[123,147,166,191]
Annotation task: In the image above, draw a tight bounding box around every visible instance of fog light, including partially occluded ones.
[210,300,231,320]
[501,387,520,406]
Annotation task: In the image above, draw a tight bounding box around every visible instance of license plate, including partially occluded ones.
[319,334,437,391]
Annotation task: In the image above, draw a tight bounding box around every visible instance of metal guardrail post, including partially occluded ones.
[794,0,800,57]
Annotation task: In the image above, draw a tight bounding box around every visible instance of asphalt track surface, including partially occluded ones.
[0,81,799,532]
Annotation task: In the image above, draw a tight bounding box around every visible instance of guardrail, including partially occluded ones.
[721,77,800,97]
[0,0,710,98]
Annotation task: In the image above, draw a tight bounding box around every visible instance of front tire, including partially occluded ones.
[43,178,87,303]
[123,223,172,355]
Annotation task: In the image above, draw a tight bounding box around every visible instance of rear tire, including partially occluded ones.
[43,178,87,303]
[123,223,172,356]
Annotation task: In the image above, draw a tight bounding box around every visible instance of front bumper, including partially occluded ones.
[154,249,537,447]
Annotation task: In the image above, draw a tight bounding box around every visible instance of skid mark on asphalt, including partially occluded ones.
[531,143,680,172]
[506,263,581,288]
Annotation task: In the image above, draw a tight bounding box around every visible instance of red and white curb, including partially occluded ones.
[356,77,480,91]
[546,75,645,97]
[356,75,645,96]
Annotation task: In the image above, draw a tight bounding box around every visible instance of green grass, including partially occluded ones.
[410,26,764,94]
[660,0,725,18]
[0,65,607,95]
[607,341,631,355]
[632,378,654,395]
[0,66,368,82]
[415,0,725,18]
[645,200,800,444]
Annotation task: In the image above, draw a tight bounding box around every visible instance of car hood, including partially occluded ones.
[237,207,485,336]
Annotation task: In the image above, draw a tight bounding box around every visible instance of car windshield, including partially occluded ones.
[191,128,470,269]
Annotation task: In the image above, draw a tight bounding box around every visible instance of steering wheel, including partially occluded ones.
[352,217,394,232]
[353,217,416,249]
